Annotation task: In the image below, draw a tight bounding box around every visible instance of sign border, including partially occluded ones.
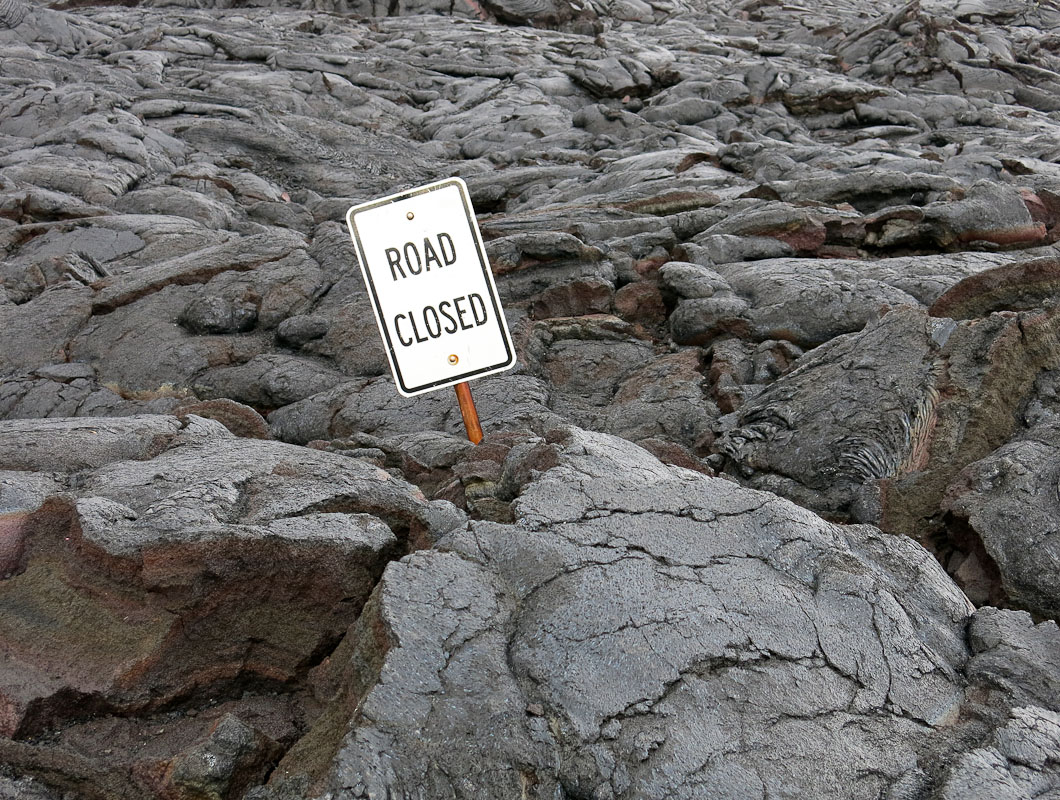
[346,177,516,397]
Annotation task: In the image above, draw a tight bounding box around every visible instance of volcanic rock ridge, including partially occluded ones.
[2,0,1060,797]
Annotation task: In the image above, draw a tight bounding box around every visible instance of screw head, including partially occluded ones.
[406,211,414,220]
[448,354,459,365]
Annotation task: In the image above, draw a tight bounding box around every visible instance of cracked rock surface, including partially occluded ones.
[3,0,1060,795]
[264,430,1052,799]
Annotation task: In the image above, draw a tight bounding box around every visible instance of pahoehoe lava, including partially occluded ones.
[2,0,1060,797]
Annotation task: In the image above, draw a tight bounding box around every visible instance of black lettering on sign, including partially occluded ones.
[404,242,423,275]
[423,306,441,338]
[386,248,405,280]
[394,313,412,346]
[469,293,488,326]
[439,300,458,334]
[392,294,494,347]
[408,312,428,343]
[438,233,456,266]
[385,234,457,281]
[423,237,441,271]
[453,296,472,330]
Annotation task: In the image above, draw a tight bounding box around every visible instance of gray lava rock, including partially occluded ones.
[279,428,985,799]
[937,707,1060,800]
[0,368,173,421]
[194,353,350,409]
[0,774,59,800]
[268,373,561,443]
[944,422,1060,618]
[0,285,94,375]
[658,261,732,299]
[275,315,329,348]
[166,714,282,800]
[966,607,1060,713]
[179,292,259,334]
[698,251,1035,348]
[921,181,1047,248]
[689,233,795,264]
[570,56,653,99]
[3,0,1060,796]
[523,315,655,429]
[605,349,715,449]
[0,413,464,737]
[110,186,235,230]
[0,414,183,472]
[713,306,1060,545]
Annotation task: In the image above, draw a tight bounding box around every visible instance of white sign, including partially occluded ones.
[346,178,516,397]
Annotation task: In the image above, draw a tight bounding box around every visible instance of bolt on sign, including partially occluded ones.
[346,177,516,397]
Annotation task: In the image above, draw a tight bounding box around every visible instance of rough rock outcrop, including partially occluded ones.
[944,422,1060,619]
[712,305,1060,605]
[265,429,1053,799]
[0,415,461,775]
[3,0,1060,795]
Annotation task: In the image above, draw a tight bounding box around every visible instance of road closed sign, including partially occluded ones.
[346,178,516,397]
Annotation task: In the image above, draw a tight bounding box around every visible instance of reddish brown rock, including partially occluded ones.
[924,182,1048,248]
[0,415,461,739]
[607,350,716,449]
[0,694,301,800]
[1021,189,1059,235]
[0,511,29,578]
[0,496,399,739]
[929,258,1060,320]
[631,249,670,279]
[613,281,667,326]
[701,202,827,254]
[635,437,713,474]
[448,430,562,522]
[173,398,270,439]
[530,278,612,320]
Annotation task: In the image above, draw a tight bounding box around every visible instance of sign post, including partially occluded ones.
[345,178,515,444]
[454,381,484,444]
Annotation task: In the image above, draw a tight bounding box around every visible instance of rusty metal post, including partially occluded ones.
[454,381,483,444]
